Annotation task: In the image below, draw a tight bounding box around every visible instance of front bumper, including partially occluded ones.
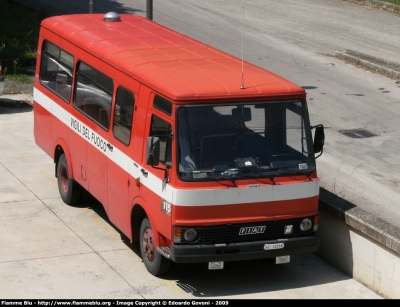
[169,234,320,263]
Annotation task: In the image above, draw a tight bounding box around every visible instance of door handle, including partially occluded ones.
[141,168,148,175]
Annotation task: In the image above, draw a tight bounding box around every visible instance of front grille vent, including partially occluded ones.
[198,218,313,245]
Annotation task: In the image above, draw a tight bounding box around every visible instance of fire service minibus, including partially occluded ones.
[33,12,325,276]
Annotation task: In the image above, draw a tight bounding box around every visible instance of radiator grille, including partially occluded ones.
[199,217,314,244]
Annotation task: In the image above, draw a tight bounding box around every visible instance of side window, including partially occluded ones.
[74,62,113,129]
[154,95,172,116]
[113,87,135,145]
[150,115,172,167]
[39,41,73,102]
[286,104,306,155]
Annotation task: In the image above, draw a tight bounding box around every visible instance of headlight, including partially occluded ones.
[300,218,312,231]
[174,226,199,243]
[184,228,198,242]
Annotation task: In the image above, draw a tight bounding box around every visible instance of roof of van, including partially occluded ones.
[41,14,306,102]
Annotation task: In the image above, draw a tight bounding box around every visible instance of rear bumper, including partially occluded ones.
[170,235,320,263]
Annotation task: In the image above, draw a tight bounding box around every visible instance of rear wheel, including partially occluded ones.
[140,217,171,276]
[57,154,82,205]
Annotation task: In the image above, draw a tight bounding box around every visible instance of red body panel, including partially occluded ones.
[40,14,306,101]
[172,196,319,226]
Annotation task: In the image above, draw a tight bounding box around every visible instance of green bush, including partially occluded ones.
[0,0,46,65]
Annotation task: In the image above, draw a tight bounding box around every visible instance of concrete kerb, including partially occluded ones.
[317,188,400,298]
[319,188,400,256]
[0,93,33,107]
[319,47,400,294]
[329,48,400,268]
[335,49,400,81]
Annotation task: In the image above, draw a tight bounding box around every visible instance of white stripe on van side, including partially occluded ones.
[172,180,319,206]
[34,88,319,207]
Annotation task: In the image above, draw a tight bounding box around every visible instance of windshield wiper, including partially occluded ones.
[219,168,264,179]
[181,167,278,180]
[275,168,310,176]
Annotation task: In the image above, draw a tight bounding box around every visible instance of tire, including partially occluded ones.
[140,218,171,276]
[57,154,82,205]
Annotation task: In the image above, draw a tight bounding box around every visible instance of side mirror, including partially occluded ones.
[146,136,160,166]
[313,125,325,158]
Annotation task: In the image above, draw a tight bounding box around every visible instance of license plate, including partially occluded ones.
[276,255,290,264]
[264,243,284,250]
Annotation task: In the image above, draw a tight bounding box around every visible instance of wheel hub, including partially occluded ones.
[142,227,155,262]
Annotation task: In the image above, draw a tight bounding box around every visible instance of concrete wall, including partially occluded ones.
[317,188,400,299]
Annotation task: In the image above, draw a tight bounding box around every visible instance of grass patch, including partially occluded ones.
[382,0,400,5]
[0,0,46,80]
[3,69,32,82]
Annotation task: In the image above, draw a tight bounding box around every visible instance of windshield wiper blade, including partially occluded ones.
[220,169,263,179]
[276,168,309,176]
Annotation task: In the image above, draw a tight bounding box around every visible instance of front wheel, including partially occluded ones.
[57,153,82,205]
[140,218,171,276]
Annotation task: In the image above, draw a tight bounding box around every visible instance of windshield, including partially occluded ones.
[177,100,315,181]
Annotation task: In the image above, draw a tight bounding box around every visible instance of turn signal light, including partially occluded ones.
[314,216,319,231]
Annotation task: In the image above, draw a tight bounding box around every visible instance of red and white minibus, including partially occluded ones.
[33,12,325,276]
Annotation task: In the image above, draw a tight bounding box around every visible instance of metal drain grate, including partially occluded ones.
[339,128,377,138]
